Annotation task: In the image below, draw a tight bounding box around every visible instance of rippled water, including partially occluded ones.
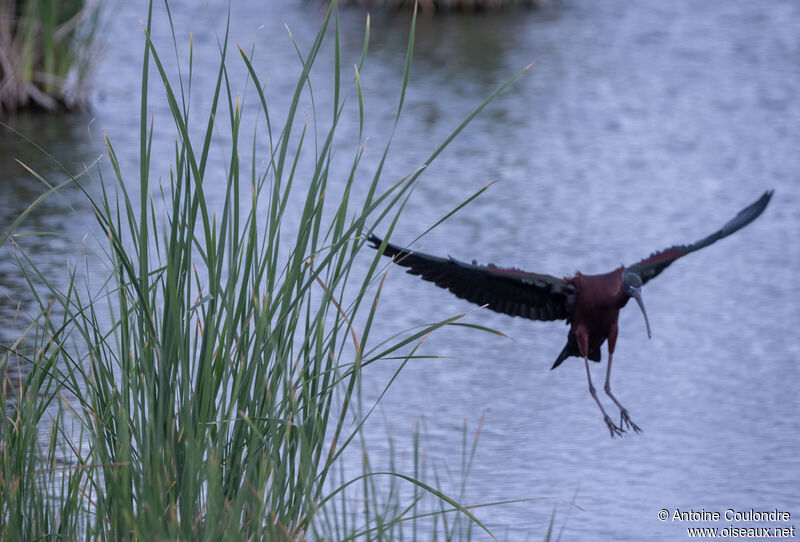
[1,1,798,539]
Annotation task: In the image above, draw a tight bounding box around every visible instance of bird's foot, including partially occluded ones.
[604,415,625,438]
[619,409,642,433]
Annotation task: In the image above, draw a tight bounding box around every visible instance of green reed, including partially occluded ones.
[0,1,531,539]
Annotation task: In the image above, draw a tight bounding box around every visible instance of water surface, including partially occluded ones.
[1,0,798,539]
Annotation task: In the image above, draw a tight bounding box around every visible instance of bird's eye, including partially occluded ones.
[623,272,642,290]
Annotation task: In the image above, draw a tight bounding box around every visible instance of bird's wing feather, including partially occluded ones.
[626,190,773,285]
[368,235,575,322]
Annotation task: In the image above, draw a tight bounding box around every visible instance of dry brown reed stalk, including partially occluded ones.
[0,0,100,116]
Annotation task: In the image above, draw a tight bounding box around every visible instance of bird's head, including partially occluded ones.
[623,271,652,339]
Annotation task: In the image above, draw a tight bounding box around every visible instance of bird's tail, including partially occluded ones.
[551,344,572,370]
[551,334,601,370]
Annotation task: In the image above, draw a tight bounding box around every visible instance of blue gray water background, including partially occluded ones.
[0,1,797,539]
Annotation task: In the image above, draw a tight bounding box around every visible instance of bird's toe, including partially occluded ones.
[620,409,642,433]
[604,415,625,438]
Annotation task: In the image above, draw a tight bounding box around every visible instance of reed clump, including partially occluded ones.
[0,0,101,116]
[0,0,532,539]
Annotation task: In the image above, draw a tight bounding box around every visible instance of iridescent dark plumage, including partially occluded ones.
[368,190,773,437]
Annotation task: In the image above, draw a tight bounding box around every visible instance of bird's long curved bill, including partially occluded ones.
[631,289,652,339]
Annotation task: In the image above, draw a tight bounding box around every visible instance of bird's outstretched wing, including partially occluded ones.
[368,235,575,322]
[626,190,773,285]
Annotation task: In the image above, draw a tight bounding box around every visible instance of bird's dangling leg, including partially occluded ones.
[603,327,642,433]
[576,328,623,437]
[584,356,624,437]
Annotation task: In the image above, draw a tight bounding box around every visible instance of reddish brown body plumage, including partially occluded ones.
[568,269,629,357]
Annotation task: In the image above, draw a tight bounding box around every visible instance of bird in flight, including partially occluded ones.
[368,190,773,437]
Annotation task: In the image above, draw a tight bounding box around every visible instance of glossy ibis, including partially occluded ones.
[368,191,773,437]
